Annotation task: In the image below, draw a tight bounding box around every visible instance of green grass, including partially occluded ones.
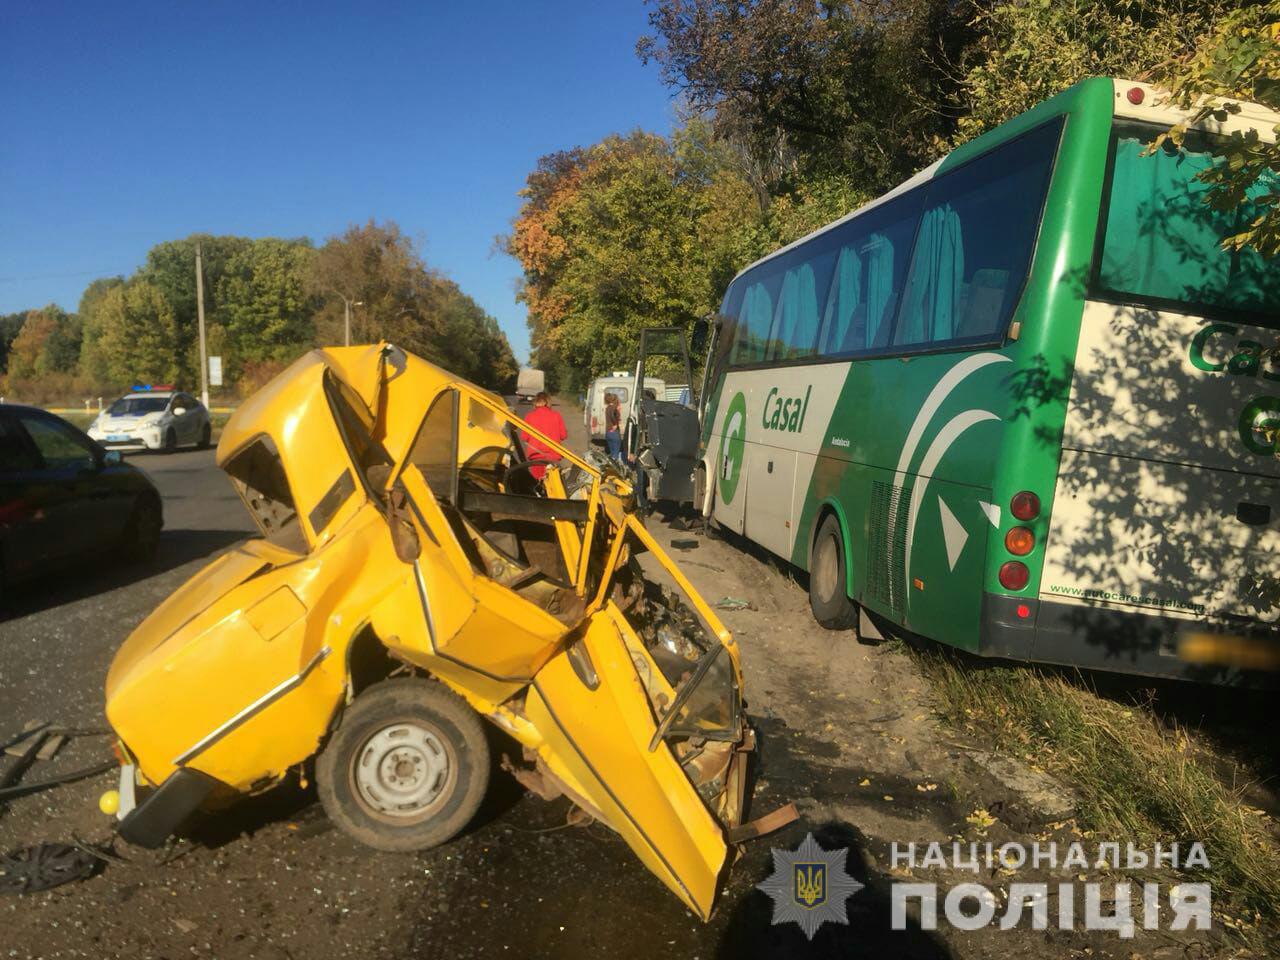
[915,652,1280,926]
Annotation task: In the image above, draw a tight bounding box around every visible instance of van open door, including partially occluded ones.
[626,326,701,506]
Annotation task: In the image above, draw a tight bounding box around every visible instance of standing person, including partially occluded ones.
[520,392,568,482]
[603,392,622,462]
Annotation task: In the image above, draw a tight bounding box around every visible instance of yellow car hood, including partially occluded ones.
[106,540,298,703]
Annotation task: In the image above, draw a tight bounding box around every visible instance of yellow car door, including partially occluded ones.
[524,516,746,921]
[524,613,738,920]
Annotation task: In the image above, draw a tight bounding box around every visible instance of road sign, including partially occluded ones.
[209,356,223,387]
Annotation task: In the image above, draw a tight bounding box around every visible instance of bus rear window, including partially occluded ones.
[1095,121,1280,321]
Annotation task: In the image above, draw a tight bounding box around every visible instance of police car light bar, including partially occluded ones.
[131,384,176,392]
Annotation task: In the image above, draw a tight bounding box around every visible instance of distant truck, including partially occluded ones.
[516,367,545,402]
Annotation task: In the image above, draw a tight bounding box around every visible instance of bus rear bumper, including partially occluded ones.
[978,592,1280,687]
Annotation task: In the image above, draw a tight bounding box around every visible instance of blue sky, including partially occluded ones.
[0,1,677,362]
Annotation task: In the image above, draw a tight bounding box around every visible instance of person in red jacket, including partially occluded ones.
[520,392,567,481]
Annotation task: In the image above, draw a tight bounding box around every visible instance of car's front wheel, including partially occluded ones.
[122,496,162,562]
[198,423,212,449]
[163,428,177,453]
[316,678,490,852]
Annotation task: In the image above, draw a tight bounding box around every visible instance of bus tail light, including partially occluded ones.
[1126,86,1145,105]
[999,561,1029,591]
[1005,526,1035,556]
[1010,491,1040,521]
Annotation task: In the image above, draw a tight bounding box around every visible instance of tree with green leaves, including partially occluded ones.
[216,237,319,379]
[1153,1,1280,257]
[952,0,1232,144]
[7,305,80,379]
[310,220,518,390]
[508,130,759,391]
[638,0,974,199]
[309,220,443,354]
[138,235,252,384]
[0,312,26,374]
[92,281,181,385]
[77,276,125,385]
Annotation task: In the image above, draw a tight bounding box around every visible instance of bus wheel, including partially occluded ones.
[809,514,857,630]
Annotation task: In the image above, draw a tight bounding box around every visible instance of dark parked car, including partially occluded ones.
[0,404,162,602]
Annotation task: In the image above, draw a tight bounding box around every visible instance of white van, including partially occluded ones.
[584,373,665,441]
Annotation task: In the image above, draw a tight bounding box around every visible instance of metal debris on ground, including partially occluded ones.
[670,538,699,551]
[3,722,49,757]
[0,724,115,809]
[682,560,725,573]
[712,597,756,611]
[0,843,100,895]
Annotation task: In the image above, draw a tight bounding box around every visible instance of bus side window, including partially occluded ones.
[816,193,922,358]
[893,119,1062,349]
[766,246,836,362]
[731,272,782,365]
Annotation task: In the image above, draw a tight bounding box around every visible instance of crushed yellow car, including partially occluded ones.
[103,343,753,919]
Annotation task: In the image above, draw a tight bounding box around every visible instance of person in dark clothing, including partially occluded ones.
[604,392,622,461]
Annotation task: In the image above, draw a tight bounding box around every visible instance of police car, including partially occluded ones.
[87,386,212,452]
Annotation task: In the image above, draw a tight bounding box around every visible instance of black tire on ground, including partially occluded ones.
[198,423,212,449]
[316,677,490,853]
[122,496,162,562]
[163,428,177,453]
[809,513,858,630]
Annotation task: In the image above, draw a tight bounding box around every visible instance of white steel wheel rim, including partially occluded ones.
[814,532,840,602]
[352,721,454,821]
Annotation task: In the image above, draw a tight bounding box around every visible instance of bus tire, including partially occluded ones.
[809,513,857,630]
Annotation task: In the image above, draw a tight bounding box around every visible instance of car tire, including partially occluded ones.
[809,513,858,630]
[198,423,212,449]
[163,428,177,453]
[317,677,490,853]
[122,496,162,562]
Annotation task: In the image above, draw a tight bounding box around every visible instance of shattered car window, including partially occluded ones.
[659,644,739,742]
[224,436,307,554]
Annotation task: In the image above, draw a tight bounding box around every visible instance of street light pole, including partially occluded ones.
[195,242,210,408]
[342,296,365,346]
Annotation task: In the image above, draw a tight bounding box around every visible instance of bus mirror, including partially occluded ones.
[690,316,709,354]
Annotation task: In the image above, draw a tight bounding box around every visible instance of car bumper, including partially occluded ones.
[89,431,163,450]
[117,767,222,848]
[979,591,1280,687]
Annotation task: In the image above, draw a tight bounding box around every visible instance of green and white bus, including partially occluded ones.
[695,78,1280,682]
